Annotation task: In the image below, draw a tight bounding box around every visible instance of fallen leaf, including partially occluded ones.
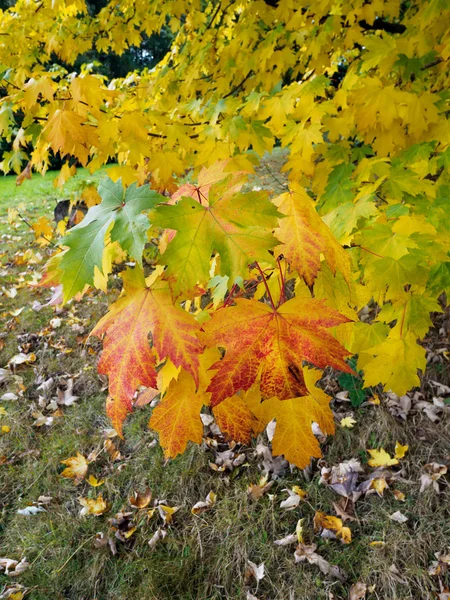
[1,393,18,401]
[8,353,36,367]
[57,379,79,406]
[79,495,108,516]
[294,543,347,581]
[130,488,152,509]
[245,560,265,583]
[371,477,389,497]
[394,442,408,459]
[367,448,399,468]
[148,527,167,550]
[314,511,352,544]
[389,510,408,523]
[280,487,306,510]
[296,518,305,543]
[393,489,406,502]
[157,504,179,525]
[340,416,356,428]
[87,475,105,487]
[349,581,367,600]
[17,506,46,516]
[420,463,448,493]
[0,557,29,577]
[60,452,88,483]
[274,533,298,546]
[247,475,274,500]
[191,491,217,515]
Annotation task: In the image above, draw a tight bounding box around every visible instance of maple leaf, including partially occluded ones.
[43,109,98,165]
[201,296,353,406]
[60,452,88,483]
[79,495,108,516]
[106,396,131,438]
[91,266,204,432]
[245,368,336,468]
[394,441,409,459]
[58,177,164,302]
[314,510,352,544]
[273,184,352,287]
[367,448,399,468]
[32,216,53,246]
[358,331,426,395]
[212,393,255,443]
[340,416,356,428]
[152,178,280,296]
[149,370,205,458]
[172,160,247,203]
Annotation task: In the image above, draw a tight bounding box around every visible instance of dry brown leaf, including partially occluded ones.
[349,581,367,600]
[247,475,274,500]
[389,510,408,524]
[294,543,347,581]
[148,527,167,550]
[129,488,152,509]
[191,491,217,515]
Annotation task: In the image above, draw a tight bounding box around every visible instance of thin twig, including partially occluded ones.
[18,211,56,247]
[264,162,288,191]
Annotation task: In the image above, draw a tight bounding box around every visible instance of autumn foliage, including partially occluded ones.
[0,0,449,468]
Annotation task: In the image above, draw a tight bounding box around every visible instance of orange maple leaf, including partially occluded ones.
[149,370,205,458]
[106,395,131,438]
[91,267,204,431]
[274,184,352,286]
[201,296,353,406]
[212,393,255,443]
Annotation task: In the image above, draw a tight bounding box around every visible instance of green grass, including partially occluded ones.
[0,164,449,600]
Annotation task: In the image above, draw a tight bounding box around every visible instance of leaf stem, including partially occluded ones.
[255,261,276,310]
[277,257,286,306]
[222,282,238,308]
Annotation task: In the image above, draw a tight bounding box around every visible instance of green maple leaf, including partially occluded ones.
[58,177,164,301]
[59,219,111,302]
[152,182,280,297]
[319,163,355,211]
[427,261,450,297]
[322,194,377,244]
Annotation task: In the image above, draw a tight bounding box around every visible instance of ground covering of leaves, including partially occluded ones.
[0,157,449,600]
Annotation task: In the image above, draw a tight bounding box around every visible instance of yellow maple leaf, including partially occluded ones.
[79,495,108,516]
[87,475,105,487]
[371,477,389,497]
[245,367,336,469]
[394,442,409,460]
[32,216,53,246]
[313,510,352,544]
[367,448,399,468]
[273,183,352,287]
[60,452,88,483]
[340,416,356,428]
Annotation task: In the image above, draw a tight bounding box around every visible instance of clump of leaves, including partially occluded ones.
[1,0,448,471]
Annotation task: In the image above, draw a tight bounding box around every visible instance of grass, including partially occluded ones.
[0,164,449,600]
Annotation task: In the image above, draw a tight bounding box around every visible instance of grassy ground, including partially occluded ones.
[0,163,449,600]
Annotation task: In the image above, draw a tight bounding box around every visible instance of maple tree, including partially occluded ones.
[1,0,449,468]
